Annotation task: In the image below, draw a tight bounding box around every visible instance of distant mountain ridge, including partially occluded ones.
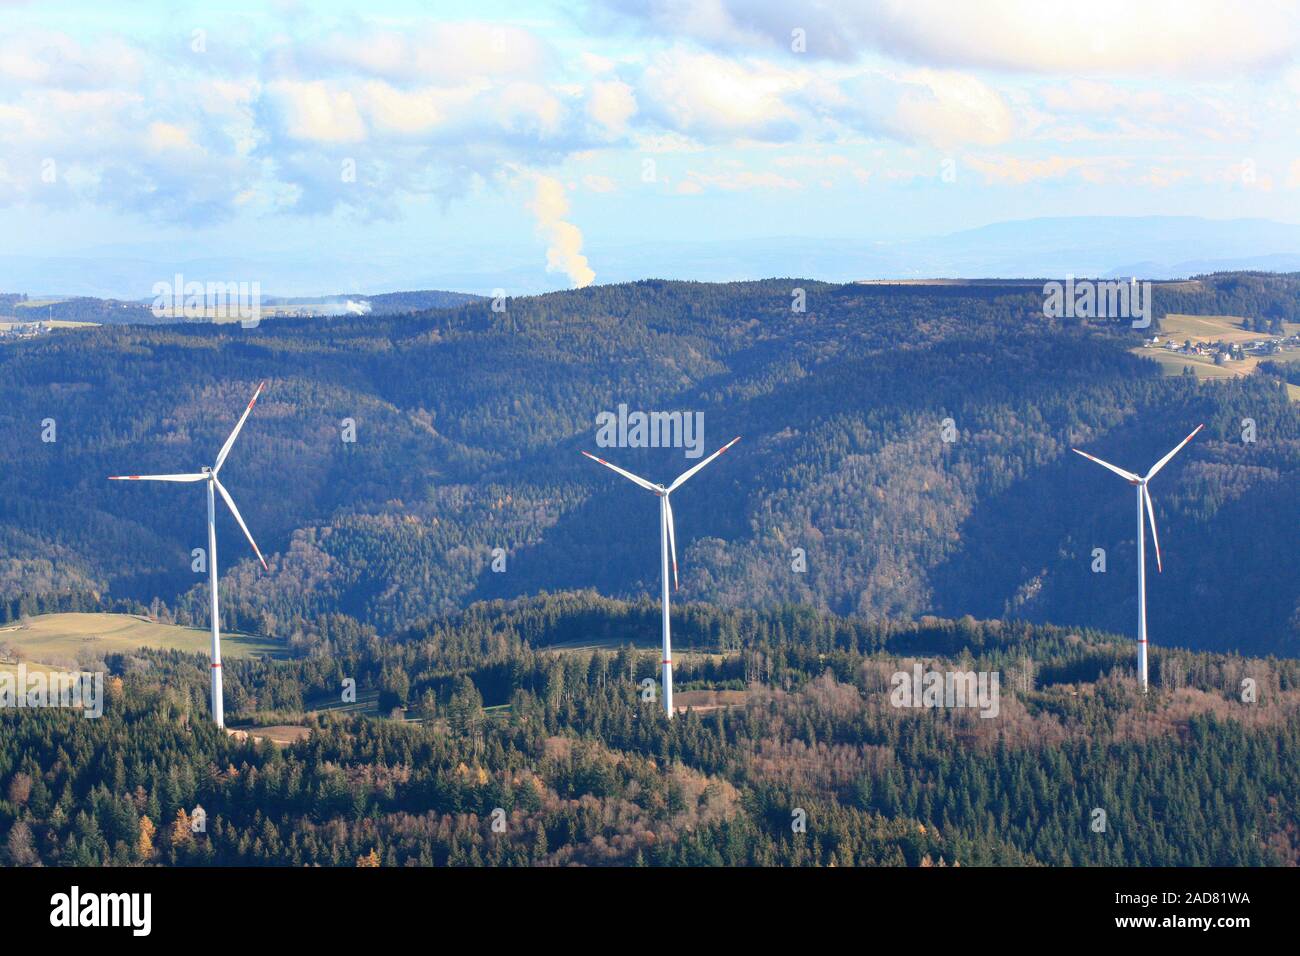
[5,216,1300,296]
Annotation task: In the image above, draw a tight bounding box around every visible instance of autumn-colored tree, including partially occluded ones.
[7,772,32,806]
[356,848,380,867]
[5,820,37,866]
[170,808,193,848]
[138,815,156,860]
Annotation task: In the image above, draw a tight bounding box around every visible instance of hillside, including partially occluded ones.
[0,612,280,669]
[0,275,1296,658]
[2,594,1298,867]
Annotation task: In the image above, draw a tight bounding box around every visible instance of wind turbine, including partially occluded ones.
[582,436,740,718]
[1072,424,1203,693]
[110,381,270,728]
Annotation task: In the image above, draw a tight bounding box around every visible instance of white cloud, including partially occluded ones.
[636,49,805,140]
[830,69,1016,148]
[0,6,1290,253]
[492,81,566,138]
[600,0,1300,77]
[358,81,475,137]
[0,31,144,89]
[889,70,1015,147]
[265,80,367,143]
[301,22,549,83]
[147,121,198,154]
[586,79,637,136]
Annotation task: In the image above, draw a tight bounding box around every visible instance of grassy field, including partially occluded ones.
[1156,313,1297,344]
[0,319,99,331]
[0,612,282,669]
[1135,313,1300,401]
[12,298,69,309]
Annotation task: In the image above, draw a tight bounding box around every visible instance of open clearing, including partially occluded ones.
[228,725,311,745]
[0,612,282,667]
[0,320,99,331]
[1135,313,1300,401]
[543,636,727,665]
[674,688,748,714]
[1156,313,1298,345]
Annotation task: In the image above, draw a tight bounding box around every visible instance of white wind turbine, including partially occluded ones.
[1072,424,1203,693]
[110,381,270,728]
[582,436,740,718]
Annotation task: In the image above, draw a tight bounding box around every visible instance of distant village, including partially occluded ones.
[0,321,53,341]
[1143,330,1300,364]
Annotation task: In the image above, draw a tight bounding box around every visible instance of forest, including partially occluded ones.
[2,593,1297,867]
[0,273,1295,656]
[1,274,1298,868]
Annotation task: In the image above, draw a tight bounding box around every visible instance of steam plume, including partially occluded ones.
[527,174,595,288]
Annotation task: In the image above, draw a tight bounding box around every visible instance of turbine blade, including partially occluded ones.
[581,450,658,493]
[1143,484,1162,573]
[667,436,741,493]
[1145,423,1204,481]
[1070,448,1139,483]
[213,380,267,475]
[664,495,679,591]
[108,473,206,482]
[213,476,268,571]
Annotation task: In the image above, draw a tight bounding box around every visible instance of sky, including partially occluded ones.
[4,0,1300,294]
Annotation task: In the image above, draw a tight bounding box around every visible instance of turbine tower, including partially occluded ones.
[1072,423,1203,692]
[110,381,269,728]
[582,436,740,718]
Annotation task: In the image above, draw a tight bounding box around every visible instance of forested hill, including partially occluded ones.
[0,275,1296,656]
[359,289,484,313]
[4,594,1299,866]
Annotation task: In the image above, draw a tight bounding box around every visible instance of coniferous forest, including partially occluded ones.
[3,594,1299,867]
[1,275,1298,870]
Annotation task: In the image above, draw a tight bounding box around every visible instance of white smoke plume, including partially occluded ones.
[527,174,596,288]
[315,299,372,316]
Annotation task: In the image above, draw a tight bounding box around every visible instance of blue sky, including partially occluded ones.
[4,0,1300,293]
